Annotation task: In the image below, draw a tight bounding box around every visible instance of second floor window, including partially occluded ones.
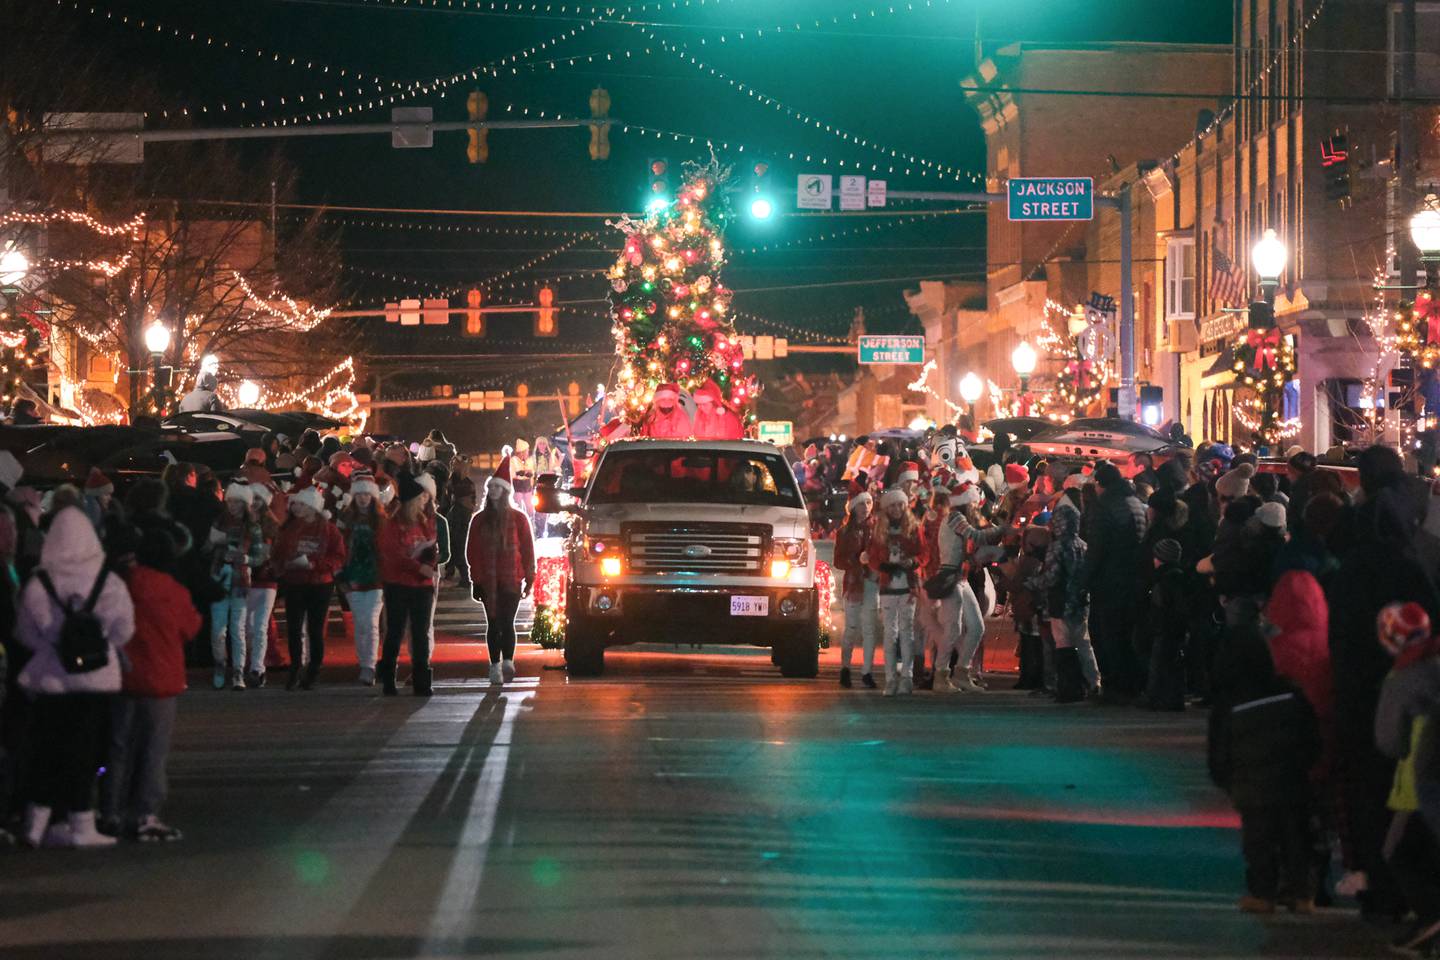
[1165,237,1196,319]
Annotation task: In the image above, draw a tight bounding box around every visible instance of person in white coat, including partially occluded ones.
[934,476,1008,693]
[17,506,135,847]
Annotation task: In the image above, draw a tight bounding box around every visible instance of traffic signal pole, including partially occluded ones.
[879,186,1137,419]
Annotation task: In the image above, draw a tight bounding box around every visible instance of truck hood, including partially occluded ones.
[582,501,809,540]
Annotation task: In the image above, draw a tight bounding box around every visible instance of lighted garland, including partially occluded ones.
[607,161,757,427]
[1395,289,1440,369]
[1231,328,1301,443]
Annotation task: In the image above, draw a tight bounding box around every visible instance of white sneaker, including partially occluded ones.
[883,672,899,696]
[21,804,51,848]
[66,811,117,848]
[954,673,986,693]
[501,659,516,682]
[488,662,503,685]
[231,669,246,691]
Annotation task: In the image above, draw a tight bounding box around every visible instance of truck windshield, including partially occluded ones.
[587,448,802,507]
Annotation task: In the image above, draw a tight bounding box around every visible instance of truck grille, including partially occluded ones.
[624,523,768,575]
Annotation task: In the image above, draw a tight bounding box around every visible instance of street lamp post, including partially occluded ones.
[1250,228,1288,307]
[1011,341,1037,415]
[959,371,983,435]
[143,320,172,416]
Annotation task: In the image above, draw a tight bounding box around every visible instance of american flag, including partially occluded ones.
[1209,238,1246,310]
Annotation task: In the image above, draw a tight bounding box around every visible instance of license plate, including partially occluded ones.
[730,595,769,617]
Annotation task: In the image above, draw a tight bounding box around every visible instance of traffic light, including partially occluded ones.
[1321,132,1350,204]
[535,285,558,337]
[1138,385,1163,426]
[466,90,489,164]
[748,159,774,220]
[567,380,582,415]
[515,382,530,418]
[588,87,611,161]
[465,287,485,337]
[1248,299,1275,330]
[646,157,672,212]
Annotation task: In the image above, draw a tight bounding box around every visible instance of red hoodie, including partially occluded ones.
[272,516,347,586]
[378,513,439,588]
[121,566,202,698]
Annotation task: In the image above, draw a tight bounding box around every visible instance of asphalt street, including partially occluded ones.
[0,643,1390,960]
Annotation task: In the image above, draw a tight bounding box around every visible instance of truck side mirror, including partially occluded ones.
[572,440,591,460]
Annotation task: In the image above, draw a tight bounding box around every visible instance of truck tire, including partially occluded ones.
[564,614,606,677]
[774,620,820,679]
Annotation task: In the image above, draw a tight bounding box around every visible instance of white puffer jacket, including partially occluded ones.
[17,507,135,695]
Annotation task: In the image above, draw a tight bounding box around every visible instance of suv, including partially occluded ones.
[536,438,820,678]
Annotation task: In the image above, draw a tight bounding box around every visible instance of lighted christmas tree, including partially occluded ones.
[606,162,756,429]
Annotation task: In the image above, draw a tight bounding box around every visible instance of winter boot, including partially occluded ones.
[413,666,434,697]
[1053,648,1086,703]
[1014,633,1043,689]
[488,662,503,686]
[839,667,852,688]
[377,661,398,697]
[21,804,51,848]
[501,659,516,682]
[300,661,320,690]
[66,811,118,848]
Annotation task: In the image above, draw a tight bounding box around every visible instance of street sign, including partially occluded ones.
[757,420,794,447]
[867,180,887,208]
[391,107,434,148]
[839,175,866,211]
[399,298,422,326]
[858,335,925,365]
[1007,176,1094,221]
[797,174,832,210]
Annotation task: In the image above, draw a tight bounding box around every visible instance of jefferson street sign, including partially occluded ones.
[1007,176,1094,221]
[858,335,925,365]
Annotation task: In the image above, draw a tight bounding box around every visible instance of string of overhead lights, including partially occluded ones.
[231,272,336,331]
[1169,0,1328,164]
[731,310,851,345]
[0,209,145,239]
[286,212,592,239]
[632,25,983,185]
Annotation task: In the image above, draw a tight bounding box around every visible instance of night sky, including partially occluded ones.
[17,0,1230,445]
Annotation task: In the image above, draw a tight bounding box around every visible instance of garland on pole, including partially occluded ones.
[606,161,757,428]
[1232,327,1301,443]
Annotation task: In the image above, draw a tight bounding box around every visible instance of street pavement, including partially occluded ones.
[0,640,1391,960]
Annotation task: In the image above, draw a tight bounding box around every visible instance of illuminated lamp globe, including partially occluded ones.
[1250,228,1287,282]
[237,380,261,407]
[749,197,774,220]
[0,249,28,286]
[143,320,172,356]
[1411,195,1440,257]
[1011,340,1038,377]
[959,372,983,405]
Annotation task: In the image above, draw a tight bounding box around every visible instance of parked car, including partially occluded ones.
[1023,417,1179,471]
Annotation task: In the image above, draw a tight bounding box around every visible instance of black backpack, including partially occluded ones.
[36,569,111,674]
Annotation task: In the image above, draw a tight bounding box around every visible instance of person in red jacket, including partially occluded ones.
[272,486,347,691]
[101,527,201,842]
[465,456,536,687]
[377,472,440,697]
[832,483,876,689]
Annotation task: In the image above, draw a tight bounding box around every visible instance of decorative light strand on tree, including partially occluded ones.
[1232,328,1301,443]
[607,161,756,425]
[231,272,335,331]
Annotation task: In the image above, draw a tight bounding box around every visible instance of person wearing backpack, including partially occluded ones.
[15,506,135,848]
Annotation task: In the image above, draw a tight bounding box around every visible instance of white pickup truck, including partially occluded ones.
[535,438,820,678]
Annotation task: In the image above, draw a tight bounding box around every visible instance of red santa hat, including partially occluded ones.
[880,487,909,511]
[289,485,325,515]
[846,479,872,512]
[349,470,381,501]
[1003,463,1030,487]
[1378,602,1431,656]
[489,455,514,493]
[84,467,114,499]
[653,382,680,402]
[693,380,724,405]
[948,477,981,508]
[898,461,921,484]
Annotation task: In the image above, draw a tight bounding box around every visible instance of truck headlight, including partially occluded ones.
[772,537,809,567]
[769,558,791,579]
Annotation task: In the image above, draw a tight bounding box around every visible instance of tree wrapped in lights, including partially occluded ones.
[1232,328,1301,443]
[606,161,757,428]
[1037,299,1108,421]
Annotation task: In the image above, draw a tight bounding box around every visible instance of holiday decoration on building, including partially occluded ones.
[1395,288,1440,368]
[1232,327,1301,442]
[1039,299,1109,420]
[606,161,757,434]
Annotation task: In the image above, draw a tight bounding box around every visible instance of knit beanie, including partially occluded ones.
[1255,501,1287,530]
[1153,538,1183,565]
[1215,462,1256,499]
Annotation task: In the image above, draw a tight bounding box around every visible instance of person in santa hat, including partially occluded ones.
[933,474,1011,693]
[81,468,123,543]
[691,380,744,440]
[465,457,536,688]
[207,483,260,691]
[868,486,923,696]
[242,483,281,687]
[832,481,878,689]
[640,382,694,439]
[377,472,440,697]
[272,486,347,691]
[337,471,386,686]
